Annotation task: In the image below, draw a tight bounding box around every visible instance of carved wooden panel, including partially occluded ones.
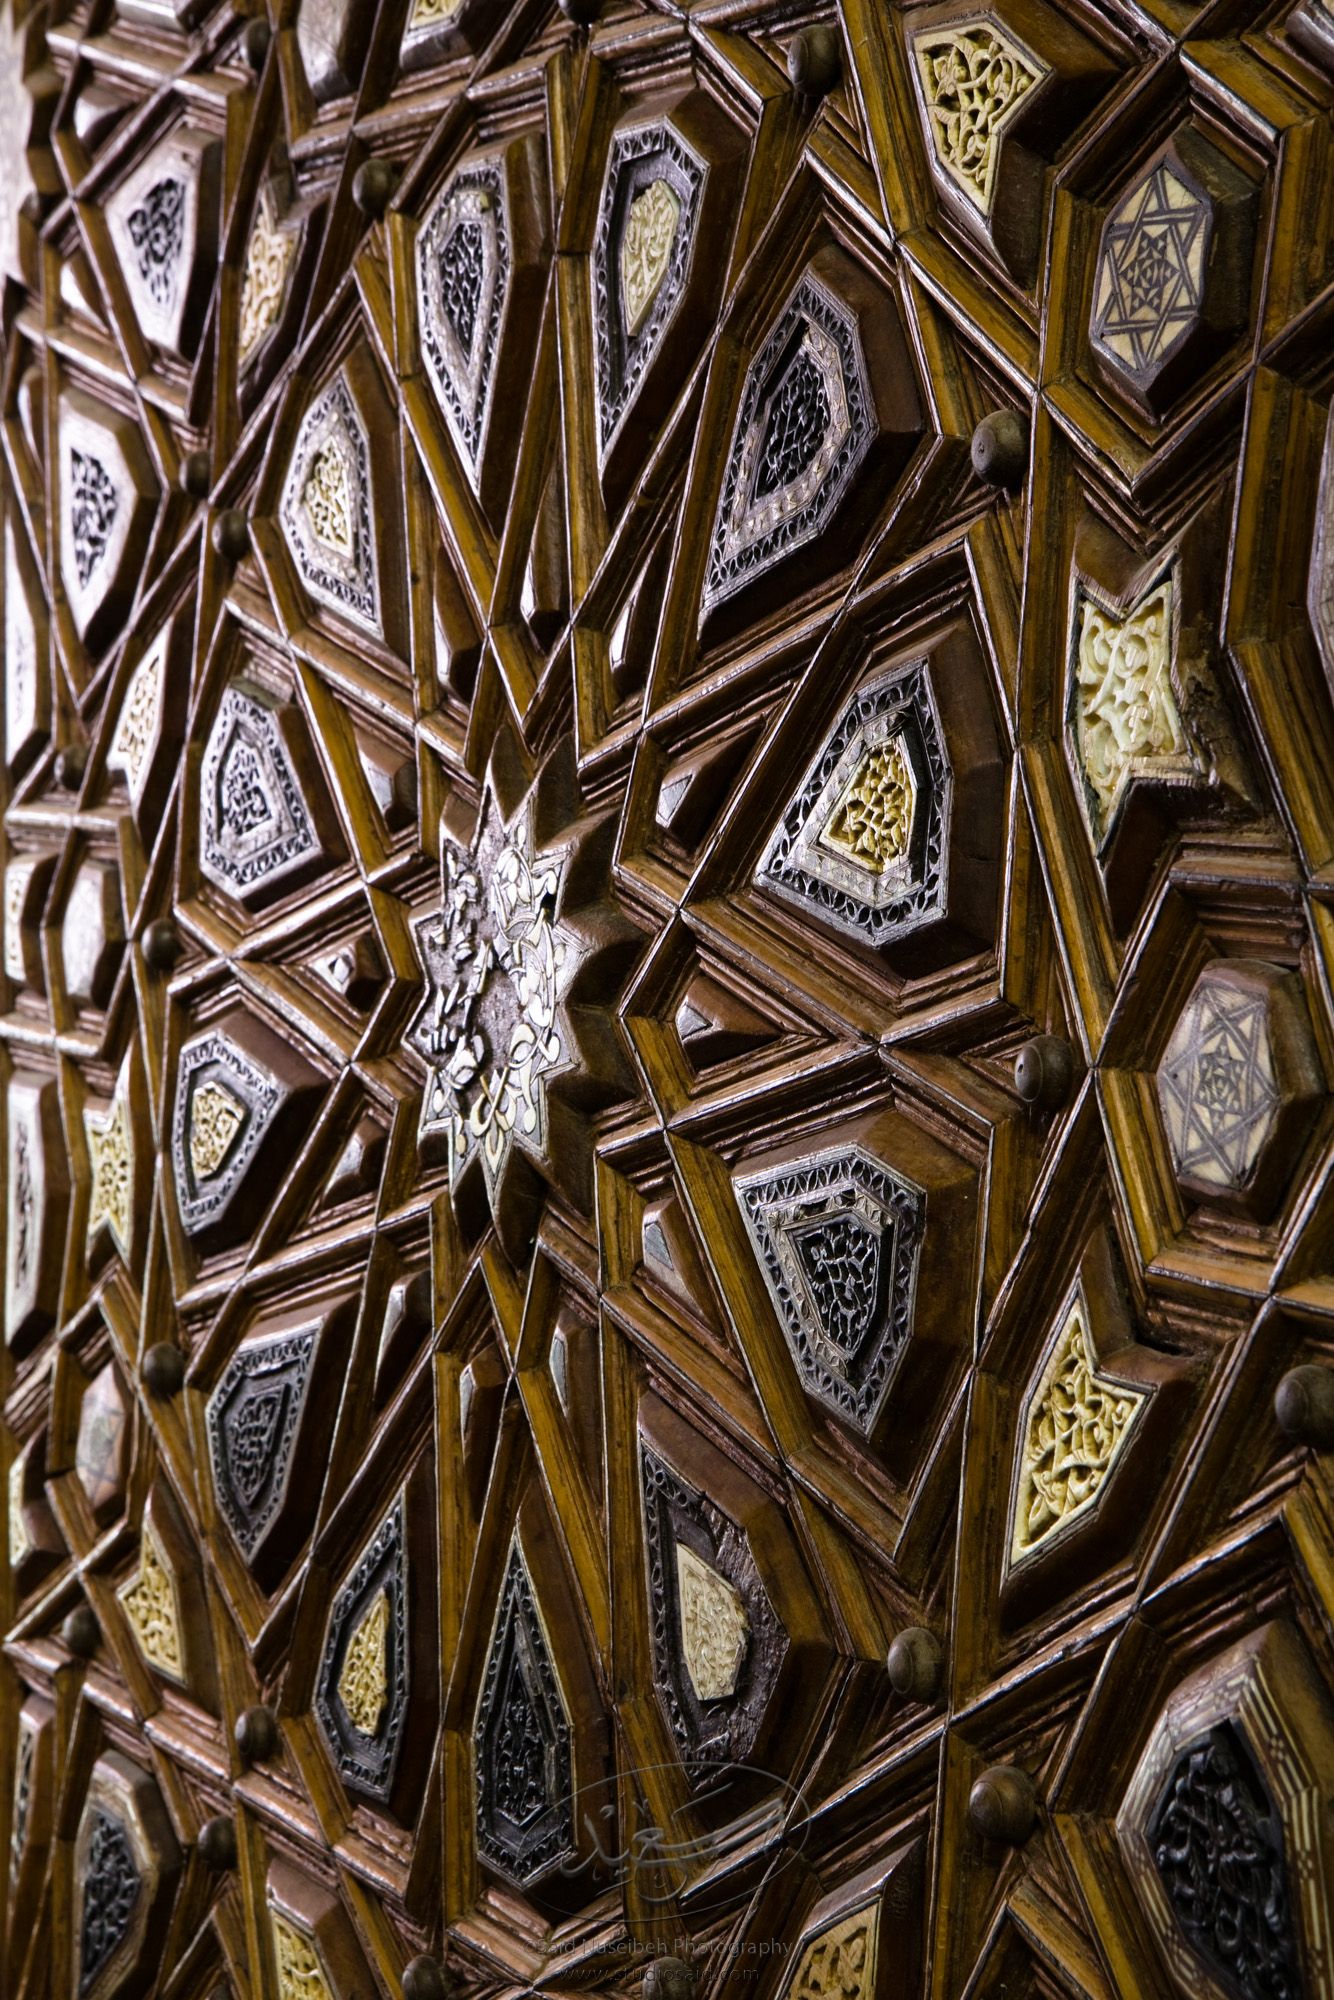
[3,0,1334,1996]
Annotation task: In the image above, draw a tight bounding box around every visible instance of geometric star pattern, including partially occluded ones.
[1157,977,1279,1198]
[1090,163,1208,378]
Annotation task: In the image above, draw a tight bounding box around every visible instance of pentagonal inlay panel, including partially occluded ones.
[1088,127,1256,419]
[475,1537,574,1886]
[58,394,157,652]
[910,17,1044,219]
[279,369,381,637]
[104,124,220,359]
[198,679,331,909]
[1067,563,1191,848]
[207,1322,318,1572]
[107,615,188,828]
[237,159,307,385]
[757,657,948,948]
[735,1144,925,1435]
[74,1753,181,2000]
[315,1498,409,1803]
[1156,958,1322,1220]
[170,1011,319,1249]
[5,1074,67,1351]
[1117,1622,1334,2000]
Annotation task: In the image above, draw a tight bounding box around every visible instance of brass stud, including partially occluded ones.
[1014,1035,1075,1112]
[180,448,211,500]
[197,1813,238,1870]
[643,1958,695,2000]
[235,1704,280,1764]
[886,1626,943,1704]
[971,409,1029,490]
[787,23,841,99]
[353,159,399,219]
[558,0,603,20]
[403,1957,456,2000]
[968,1764,1037,1846]
[142,1343,185,1398]
[55,743,87,791]
[242,16,271,70]
[62,1604,100,1658]
[142,918,183,971]
[211,510,249,562]
[1275,1364,1334,1450]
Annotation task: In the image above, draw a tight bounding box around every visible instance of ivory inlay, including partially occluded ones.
[1010,1296,1145,1563]
[818,737,916,873]
[620,179,681,337]
[337,1588,390,1737]
[912,21,1045,217]
[676,1543,749,1701]
[117,1517,185,1681]
[188,1079,246,1182]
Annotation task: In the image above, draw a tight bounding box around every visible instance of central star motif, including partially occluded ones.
[407,735,638,1258]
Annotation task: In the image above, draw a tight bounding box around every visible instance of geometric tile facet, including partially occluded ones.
[198,681,323,908]
[314,1499,409,1803]
[1067,568,1192,849]
[416,157,508,487]
[104,126,220,359]
[279,372,380,635]
[910,19,1046,219]
[170,1020,285,1242]
[736,1145,926,1435]
[474,1538,574,1886]
[207,1324,317,1565]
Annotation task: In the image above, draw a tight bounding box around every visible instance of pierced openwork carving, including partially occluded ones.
[271,1911,334,2000]
[1009,1289,1146,1565]
[475,1538,574,1885]
[74,1752,181,2000]
[117,1514,185,1683]
[280,373,379,633]
[784,1900,879,2000]
[315,1500,409,1802]
[70,451,118,591]
[172,1024,282,1239]
[417,159,508,480]
[208,1325,317,1570]
[105,128,218,358]
[239,184,296,369]
[910,20,1046,218]
[85,1065,133,1262]
[641,1441,783,1763]
[758,660,949,947]
[198,682,321,905]
[1156,959,1321,1217]
[593,123,703,455]
[1068,569,1192,847]
[406,738,634,1257]
[704,266,872,615]
[736,1147,925,1435]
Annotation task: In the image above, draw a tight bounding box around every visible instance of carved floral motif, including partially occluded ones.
[911,21,1045,217]
[80,1809,141,1991]
[125,178,185,309]
[1010,1293,1145,1563]
[620,178,680,336]
[239,184,296,367]
[336,1589,390,1737]
[117,1516,185,1682]
[1070,571,1190,844]
[85,1073,133,1260]
[786,1903,879,2000]
[272,1912,334,2000]
[675,1543,749,1702]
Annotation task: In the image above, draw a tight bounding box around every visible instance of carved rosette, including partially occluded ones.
[104,125,220,359]
[736,1146,926,1435]
[207,1324,317,1567]
[1156,959,1322,1220]
[757,659,950,948]
[1117,1622,1334,2000]
[474,1538,575,1887]
[197,680,327,908]
[314,1499,409,1802]
[74,1754,181,2000]
[405,736,637,1259]
[279,372,380,635]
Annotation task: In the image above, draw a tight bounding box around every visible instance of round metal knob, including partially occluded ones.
[142,1343,185,1398]
[62,1604,100,1658]
[198,1813,237,1869]
[403,1957,456,2000]
[235,1704,280,1764]
[971,409,1029,490]
[353,158,399,218]
[1275,1364,1334,1450]
[788,23,841,98]
[180,448,211,499]
[55,744,87,791]
[886,1626,943,1704]
[557,0,603,20]
[211,510,249,561]
[643,1958,694,2000]
[242,17,271,69]
[968,1764,1037,1846]
[1014,1035,1074,1112]
[142,918,182,971]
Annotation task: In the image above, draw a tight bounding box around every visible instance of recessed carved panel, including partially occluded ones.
[76,1363,130,1520]
[1068,566,1191,848]
[74,1754,181,2000]
[1156,959,1322,1220]
[198,680,330,909]
[6,1075,67,1350]
[1089,128,1256,418]
[171,1011,319,1249]
[315,1499,409,1802]
[58,394,157,652]
[105,126,220,359]
[475,1538,574,1886]
[910,19,1045,218]
[1008,1286,1146,1566]
[239,181,299,375]
[207,1322,317,1570]
[736,1146,925,1435]
[271,1911,335,2000]
[279,371,381,636]
[1118,1622,1334,2000]
[117,1512,185,1684]
[5,514,48,775]
[296,0,374,102]
[782,1899,879,2000]
[62,860,124,1010]
[107,616,188,827]
[84,1059,135,1265]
